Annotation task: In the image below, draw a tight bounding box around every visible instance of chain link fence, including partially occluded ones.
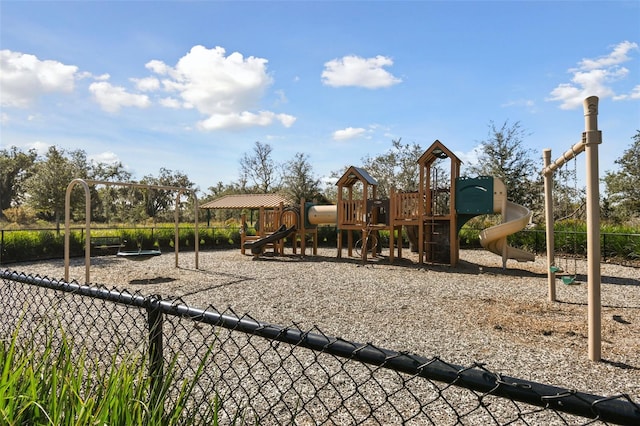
[2,269,639,425]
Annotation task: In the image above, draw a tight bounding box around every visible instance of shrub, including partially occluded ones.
[1,323,216,425]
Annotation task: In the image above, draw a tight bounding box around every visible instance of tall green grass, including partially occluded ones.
[1,324,217,425]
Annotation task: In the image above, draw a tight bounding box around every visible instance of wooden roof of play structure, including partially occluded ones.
[200,194,292,209]
[336,166,378,187]
[418,139,462,167]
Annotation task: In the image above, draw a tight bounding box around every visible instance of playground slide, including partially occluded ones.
[243,225,297,255]
[479,200,535,264]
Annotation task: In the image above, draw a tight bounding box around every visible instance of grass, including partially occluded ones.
[0,321,218,425]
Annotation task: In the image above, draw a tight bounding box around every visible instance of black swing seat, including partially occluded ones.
[117,249,162,261]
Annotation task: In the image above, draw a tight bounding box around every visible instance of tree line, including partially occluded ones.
[2,124,639,228]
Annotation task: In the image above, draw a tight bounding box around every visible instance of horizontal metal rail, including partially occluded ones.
[3,269,639,424]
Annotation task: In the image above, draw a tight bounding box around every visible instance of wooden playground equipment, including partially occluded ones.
[389,140,462,265]
[335,166,385,261]
[239,200,322,258]
[229,138,535,267]
[240,205,284,255]
[235,140,471,266]
[542,95,602,362]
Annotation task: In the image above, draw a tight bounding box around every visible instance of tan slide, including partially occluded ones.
[478,178,535,268]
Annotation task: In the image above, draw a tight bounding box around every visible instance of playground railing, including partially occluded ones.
[2,270,639,425]
[391,191,421,221]
[338,199,366,226]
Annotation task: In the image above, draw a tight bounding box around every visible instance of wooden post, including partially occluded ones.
[543,149,556,302]
[541,96,601,361]
[584,96,602,362]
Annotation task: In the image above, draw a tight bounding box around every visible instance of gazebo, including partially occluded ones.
[201,194,293,254]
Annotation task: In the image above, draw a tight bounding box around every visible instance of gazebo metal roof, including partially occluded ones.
[200,194,292,209]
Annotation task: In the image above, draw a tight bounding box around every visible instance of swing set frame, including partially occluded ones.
[542,95,602,361]
[64,178,199,284]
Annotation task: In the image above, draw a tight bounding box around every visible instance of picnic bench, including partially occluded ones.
[90,236,125,254]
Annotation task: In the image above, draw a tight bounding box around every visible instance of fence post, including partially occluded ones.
[147,295,165,414]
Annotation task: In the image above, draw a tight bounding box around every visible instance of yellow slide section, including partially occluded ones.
[479,178,535,267]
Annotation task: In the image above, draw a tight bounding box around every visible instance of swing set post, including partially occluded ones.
[541,95,602,362]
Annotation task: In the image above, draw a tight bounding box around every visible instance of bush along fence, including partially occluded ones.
[2,225,640,265]
[0,225,341,264]
[2,270,639,425]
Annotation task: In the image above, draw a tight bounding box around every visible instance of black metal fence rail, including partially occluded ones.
[2,270,639,425]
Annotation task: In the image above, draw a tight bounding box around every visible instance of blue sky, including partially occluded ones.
[1,1,639,196]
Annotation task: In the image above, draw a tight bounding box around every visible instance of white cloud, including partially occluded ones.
[159,97,183,109]
[89,81,151,113]
[577,40,638,71]
[29,141,51,156]
[548,41,639,109]
[501,99,535,109]
[0,50,78,108]
[132,76,160,92]
[614,84,640,101]
[455,146,483,169]
[90,151,120,165]
[332,126,367,141]
[197,111,296,131]
[322,55,402,88]
[144,45,293,131]
[1,46,293,130]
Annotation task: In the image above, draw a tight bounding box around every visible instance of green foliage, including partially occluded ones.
[601,223,640,262]
[317,226,338,246]
[25,146,86,226]
[1,323,217,425]
[1,222,639,263]
[281,152,323,204]
[2,206,38,225]
[1,229,68,262]
[0,146,37,213]
[465,120,541,212]
[603,130,640,220]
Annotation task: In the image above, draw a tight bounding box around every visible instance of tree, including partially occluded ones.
[24,146,86,230]
[0,146,37,214]
[281,152,323,203]
[360,138,425,198]
[603,130,640,221]
[324,138,426,202]
[203,180,248,222]
[465,120,539,209]
[89,160,133,223]
[239,141,280,193]
[140,168,195,222]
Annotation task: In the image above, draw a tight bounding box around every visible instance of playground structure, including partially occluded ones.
[457,176,535,268]
[235,140,534,267]
[542,95,602,362]
[64,179,199,284]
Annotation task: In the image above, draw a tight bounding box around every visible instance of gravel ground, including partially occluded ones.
[7,246,640,401]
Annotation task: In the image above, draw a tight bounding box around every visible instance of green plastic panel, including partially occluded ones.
[455,176,494,214]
